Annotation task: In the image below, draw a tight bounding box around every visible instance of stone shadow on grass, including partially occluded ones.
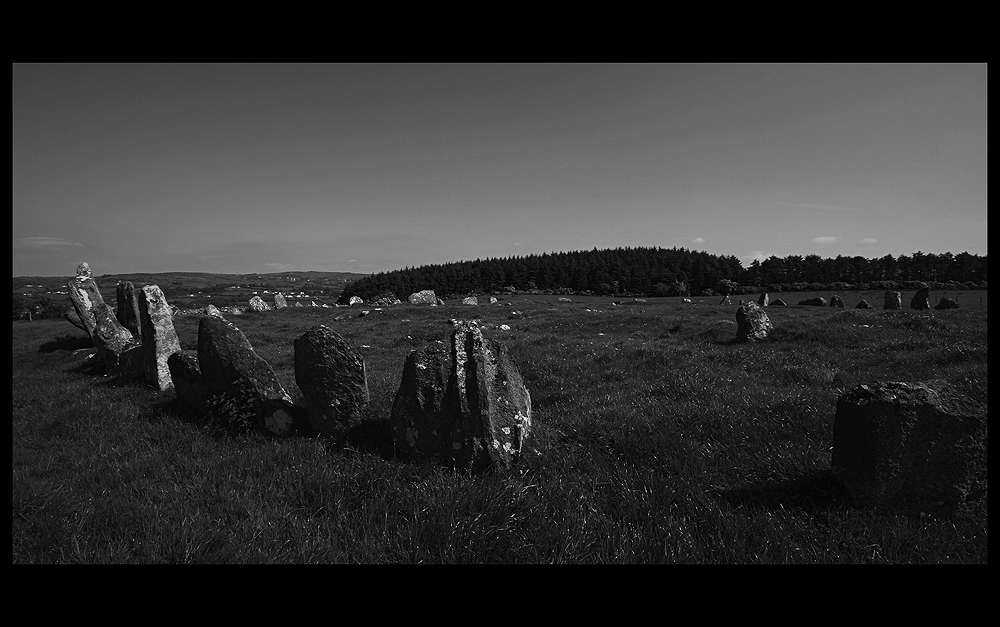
[338,419,395,461]
[715,469,853,515]
[39,334,93,353]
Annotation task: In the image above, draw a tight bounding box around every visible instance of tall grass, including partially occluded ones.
[12,296,987,563]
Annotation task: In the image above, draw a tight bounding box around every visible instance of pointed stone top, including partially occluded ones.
[76,262,92,279]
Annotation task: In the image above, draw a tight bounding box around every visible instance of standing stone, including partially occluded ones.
[197,316,302,436]
[758,292,769,307]
[248,295,270,312]
[735,302,773,342]
[798,297,826,306]
[830,295,845,308]
[391,321,532,472]
[294,325,369,440]
[935,297,960,310]
[462,296,479,306]
[138,285,183,392]
[65,307,88,333]
[910,286,931,310]
[855,299,874,309]
[409,289,438,305]
[92,303,142,377]
[67,272,107,339]
[831,381,986,517]
[76,262,92,279]
[883,291,902,310]
[274,293,287,309]
[116,281,143,342]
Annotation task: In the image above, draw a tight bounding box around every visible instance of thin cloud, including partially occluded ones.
[776,202,860,212]
[691,237,705,244]
[16,236,84,250]
[859,237,878,244]
[812,236,842,244]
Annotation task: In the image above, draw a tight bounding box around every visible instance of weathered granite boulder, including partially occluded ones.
[883,291,902,310]
[758,292,769,307]
[92,303,142,378]
[116,281,143,342]
[76,262,92,279]
[770,298,787,307]
[348,296,363,306]
[67,273,106,339]
[735,302,773,342]
[138,285,182,392]
[935,296,960,310]
[391,321,532,472]
[830,295,845,308]
[910,286,931,310]
[831,381,987,517]
[274,293,287,309]
[294,325,369,440]
[197,316,302,436]
[798,297,826,306]
[489,297,498,304]
[409,290,438,305]
[167,351,212,409]
[462,296,479,306]
[65,307,88,333]
[248,295,271,312]
[205,304,224,318]
[369,291,403,307]
[855,299,875,309]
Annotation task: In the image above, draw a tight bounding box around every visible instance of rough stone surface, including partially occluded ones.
[436,298,446,306]
[138,285,183,392]
[274,293,287,308]
[910,286,931,310]
[167,351,211,409]
[831,381,986,518]
[409,290,438,305]
[883,291,902,310]
[116,281,143,342]
[369,291,403,307]
[735,302,773,342]
[349,296,363,306]
[65,307,88,333]
[770,299,788,307]
[92,303,142,377]
[197,316,297,434]
[935,296,960,310]
[67,275,106,339]
[855,299,874,309]
[461,296,479,306]
[798,297,826,306]
[489,297,498,304]
[758,292,769,307]
[205,304,224,318]
[294,325,370,439]
[390,321,532,472]
[248,295,271,312]
[76,262,92,279]
[830,295,845,308]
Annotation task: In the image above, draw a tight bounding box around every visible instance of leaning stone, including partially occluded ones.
[197,316,298,434]
[883,291,902,310]
[830,295,845,308]
[274,293,287,309]
[831,381,987,517]
[462,296,479,306]
[735,302,773,342]
[855,299,874,309]
[248,295,271,312]
[294,325,369,440]
[67,275,106,339]
[116,281,143,342]
[935,296,960,310]
[758,292,769,307]
[138,285,183,392]
[409,289,438,305]
[910,286,931,310]
[92,303,142,378]
[798,297,826,306]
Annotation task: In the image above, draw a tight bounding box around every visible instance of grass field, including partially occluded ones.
[12,293,988,563]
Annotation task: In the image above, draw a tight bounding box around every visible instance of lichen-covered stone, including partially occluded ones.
[348,296,363,306]
[138,285,182,392]
[883,291,902,310]
[390,343,452,460]
[67,275,106,339]
[735,301,773,342]
[274,293,287,309]
[294,325,369,439]
[461,296,478,306]
[831,381,987,518]
[92,303,141,378]
[248,295,271,312]
[409,289,438,305]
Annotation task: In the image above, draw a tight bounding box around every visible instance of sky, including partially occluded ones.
[13,63,987,278]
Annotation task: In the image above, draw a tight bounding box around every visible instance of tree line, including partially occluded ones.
[337,247,988,303]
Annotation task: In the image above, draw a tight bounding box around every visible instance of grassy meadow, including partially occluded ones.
[12,293,988,563]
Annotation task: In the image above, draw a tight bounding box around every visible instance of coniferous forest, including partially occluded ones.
[338,247,988,303]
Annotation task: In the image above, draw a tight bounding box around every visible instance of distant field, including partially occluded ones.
[13,295,987,563]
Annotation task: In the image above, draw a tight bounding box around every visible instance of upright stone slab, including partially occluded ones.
[274,293,288,309]
[116,281,143,342]
[390,343,452,461]
[735,302,773,342]
[910,286,930,310]
[758,292,769,307]
[884,291,902,310]
[831,381,987,517]
[830,295,845,308]
[67,273,106,339]
[294,325,369,439]
[91,303,142,378]
[197,316,301,435]
[409,289,438,305]
[138,285,182,392]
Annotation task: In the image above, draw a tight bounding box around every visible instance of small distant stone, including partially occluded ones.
[855,299,874,309]
[830,295,845,308]
[935,296,960,310]
[462,296,479,306]
[798,297,826,307]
